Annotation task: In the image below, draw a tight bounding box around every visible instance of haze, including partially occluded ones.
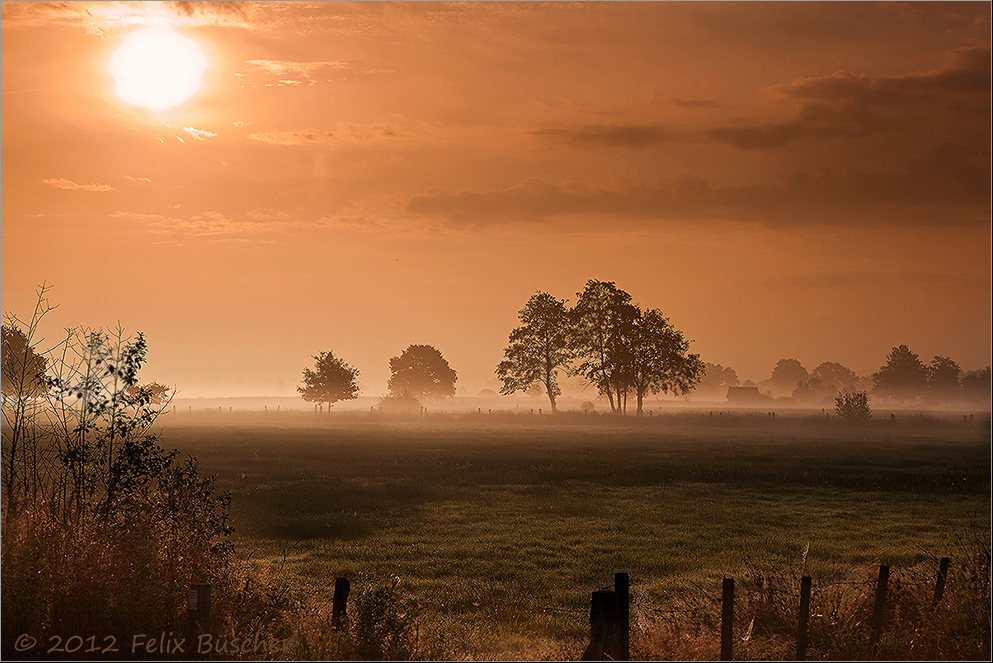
[2,1,990,398]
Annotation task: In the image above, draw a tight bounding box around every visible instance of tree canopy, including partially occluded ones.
[627,308,704,415]
[569,279,640,413]
[2,324,48,398]
[496,291,573,412]
[388,345,457,401]
[871,344,928,401]
[768,358,809,394]
[298,351,360,409]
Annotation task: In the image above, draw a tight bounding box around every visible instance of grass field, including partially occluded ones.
[160,410,991,659]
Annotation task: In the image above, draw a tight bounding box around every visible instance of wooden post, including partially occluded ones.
[581,590,621,660]
[871,564,889,644]
[933,557,950,607]
[796,576,812,660]
[615,572,629,660]
[331,577,350,630]
[186,583,211,644]
[721,578,734,660]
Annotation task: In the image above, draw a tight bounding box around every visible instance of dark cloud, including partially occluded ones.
[407,143,988,227]
[710,103,880,150]
[712,46,990,150]
[531,123,671,148]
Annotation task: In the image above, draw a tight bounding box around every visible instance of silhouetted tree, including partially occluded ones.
[810,361,861,394]
[2,324,48,398]
[569,280,639,413]
[298,351,360,411]
[699,362,739,393]
[388,345,457,401]
[768,358,809,394]
[835,391,871,421]
[627,308,704,415]
[926,355,962,399]
[961,367,991,402]
[872,344,928,401]
[496,292,573,413]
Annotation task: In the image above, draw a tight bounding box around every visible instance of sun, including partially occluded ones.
[110,26,208,111]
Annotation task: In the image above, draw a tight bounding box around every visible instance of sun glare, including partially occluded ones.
[110,26,208,111]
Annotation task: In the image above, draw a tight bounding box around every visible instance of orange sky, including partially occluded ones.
[2,1,990,398]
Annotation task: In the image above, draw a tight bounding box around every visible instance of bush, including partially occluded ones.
[378,390,422,415]
[1,291,234,658]
[835,391,871,421]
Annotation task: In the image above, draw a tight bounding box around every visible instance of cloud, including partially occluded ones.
[245,123,398,146]
[125,176,153,183]
[532,123,672,148]
[245,59,348,77]
[1,1,257,35]
[711,46,990,150]
[407,143,989,227]
[247,129,335,145]
[710,103,880,150]
[183,126,217,141]
[42,178,113,192]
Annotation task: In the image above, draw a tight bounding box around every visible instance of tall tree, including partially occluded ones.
[961,366,991,403]
[627,308,704,415]
[496,291,573,412]
[768,358,809,394]
[569,279,639,413]
[926,355,962,399]
[388,345,457,401]
[298,351,360,411]
[871,344,928,401]
[810,361,861,394]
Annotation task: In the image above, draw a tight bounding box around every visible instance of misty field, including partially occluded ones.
[157,410,990,659]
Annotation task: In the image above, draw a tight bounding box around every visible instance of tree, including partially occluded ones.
[872,344,928,401]
[961,367,991,403]
[627,308,704,415]
[810,361,861,394]
[388,345,457,401]
[569,279,639,413]
[699,362,739,392]
[2,324,48,399]
[496,291,573,412]
[835,391,871,421]
[298,351,360,411]
[768,358,809,394]
[926,355,962,400]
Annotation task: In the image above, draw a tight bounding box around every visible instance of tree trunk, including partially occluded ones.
[636,392,644,416]
[546,387,558,413]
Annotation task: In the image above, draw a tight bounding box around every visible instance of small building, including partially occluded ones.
[726,386,768,405]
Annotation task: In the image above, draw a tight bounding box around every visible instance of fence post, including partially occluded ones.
[721,578,734,660]
[186,583,211,645]
[871,564,889,645]
[796,576,812,660]
[581,590,621,660]
[933,557,950,607]
[615,572,629,660]
[331,577,350,630]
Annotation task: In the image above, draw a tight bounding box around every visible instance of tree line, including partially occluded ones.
[496,279,703,415]
[296,279,703,416]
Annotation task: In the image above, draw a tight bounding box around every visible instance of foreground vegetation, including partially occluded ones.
[144,411,989,660]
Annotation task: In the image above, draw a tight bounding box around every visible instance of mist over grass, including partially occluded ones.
[155,413,989,659]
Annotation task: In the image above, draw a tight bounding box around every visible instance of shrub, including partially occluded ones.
[835,390,871,421]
